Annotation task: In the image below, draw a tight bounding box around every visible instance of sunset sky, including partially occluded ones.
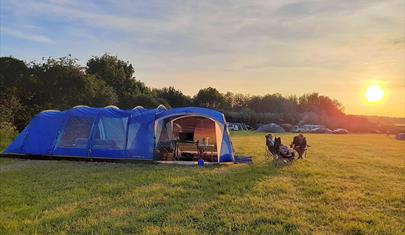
[1,0,404,117]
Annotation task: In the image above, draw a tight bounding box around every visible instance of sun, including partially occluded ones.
[365,85,384,103]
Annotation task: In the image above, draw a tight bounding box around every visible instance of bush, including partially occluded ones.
[0,122,17,151]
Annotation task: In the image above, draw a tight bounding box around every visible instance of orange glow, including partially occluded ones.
[365,85,385,103]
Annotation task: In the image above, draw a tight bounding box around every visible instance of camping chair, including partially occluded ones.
[264,135,278,160]
[265,134,295,167]
[156,140,178,161]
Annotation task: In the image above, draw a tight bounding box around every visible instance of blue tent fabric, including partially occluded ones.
[220,130,234,162]
[156,107,226,125]
[5,111,66,155]
[126,109,157,160]
[3,106,235,162]
[3,125,28,154]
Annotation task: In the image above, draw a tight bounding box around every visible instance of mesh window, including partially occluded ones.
[92,117,128,150]
[58,116,95,148]
[127,122,141,150]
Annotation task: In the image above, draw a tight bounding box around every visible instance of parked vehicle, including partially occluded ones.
[395,133,405,140]
[332,128,349,134]
[291,125,324,133]
[228,122,250,131]
[312,127,333,133]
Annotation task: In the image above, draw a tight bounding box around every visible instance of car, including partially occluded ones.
[332,128,349,134]
[312,127,333,133]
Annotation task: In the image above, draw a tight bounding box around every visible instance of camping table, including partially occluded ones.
[177,141,197,160]
[197,144,216,162]
[176,142,216,161]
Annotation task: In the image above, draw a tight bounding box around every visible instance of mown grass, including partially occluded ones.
[0,132,404,234]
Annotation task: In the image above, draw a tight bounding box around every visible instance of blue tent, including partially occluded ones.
[3,106,234,163]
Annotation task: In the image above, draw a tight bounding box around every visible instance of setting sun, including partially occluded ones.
[365,85,385,103]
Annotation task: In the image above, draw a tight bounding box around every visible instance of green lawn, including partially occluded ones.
[1,132,404,234]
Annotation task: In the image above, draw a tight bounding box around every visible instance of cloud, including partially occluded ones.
[3,0,401,56]
[1,27,52,44]
[0,0,403,115]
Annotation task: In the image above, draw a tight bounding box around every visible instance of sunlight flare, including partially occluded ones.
[365,85,385,103]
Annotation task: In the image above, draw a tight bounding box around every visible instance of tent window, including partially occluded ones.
[57,116,95,148]
[92,117,128,150]
[127,122,141,150]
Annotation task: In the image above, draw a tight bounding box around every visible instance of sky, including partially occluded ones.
[0,0,404,117]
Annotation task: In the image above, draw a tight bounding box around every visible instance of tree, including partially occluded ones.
[298,93,343,116]
[1,54,360,132]
[0,56,30,86]
[0,94,22,126]
[0,57,37,107]
[83,75,118,107]
[0,57,40,129]
[246,93,294,113]
[31,56,117,110]
[223,92,249,111]
[153,86,191,107]
[193,87,226,110]
[120,94,160,109]
[86,54,151,108]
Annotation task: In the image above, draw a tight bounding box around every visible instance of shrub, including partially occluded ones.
[0,122,17,151]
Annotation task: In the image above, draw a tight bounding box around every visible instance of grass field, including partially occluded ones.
[1,132,404,234]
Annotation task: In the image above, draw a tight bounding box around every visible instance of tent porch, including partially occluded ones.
[154,115,222,162]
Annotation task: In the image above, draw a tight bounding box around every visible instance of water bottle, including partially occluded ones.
[198,158,204,168]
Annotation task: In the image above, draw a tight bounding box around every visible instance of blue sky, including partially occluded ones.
[0,0,404,116]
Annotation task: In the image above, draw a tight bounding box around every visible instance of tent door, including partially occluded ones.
[154,115,220,162]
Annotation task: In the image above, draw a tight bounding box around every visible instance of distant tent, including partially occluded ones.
[3,106,234,163]
[256,123,285,133]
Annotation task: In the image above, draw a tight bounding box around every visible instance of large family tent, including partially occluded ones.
[3,106,234,163]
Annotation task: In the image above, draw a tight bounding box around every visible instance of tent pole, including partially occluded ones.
[124,113,131,157]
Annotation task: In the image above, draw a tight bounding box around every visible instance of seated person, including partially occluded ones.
[265,134,277,155]
[275,137,294,158]
[290,134,308,159]
[265,134,294,158]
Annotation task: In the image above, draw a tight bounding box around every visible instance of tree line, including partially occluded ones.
[0,54,380,132]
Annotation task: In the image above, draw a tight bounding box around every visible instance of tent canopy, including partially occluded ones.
[4,106,234,162]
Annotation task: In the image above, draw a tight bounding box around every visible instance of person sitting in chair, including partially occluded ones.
[275,137,294,158]
[291,134,308,159]
[265,134,277,155]
[265,134,294,158]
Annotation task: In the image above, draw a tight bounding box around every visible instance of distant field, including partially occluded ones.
[1,132,404,234]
